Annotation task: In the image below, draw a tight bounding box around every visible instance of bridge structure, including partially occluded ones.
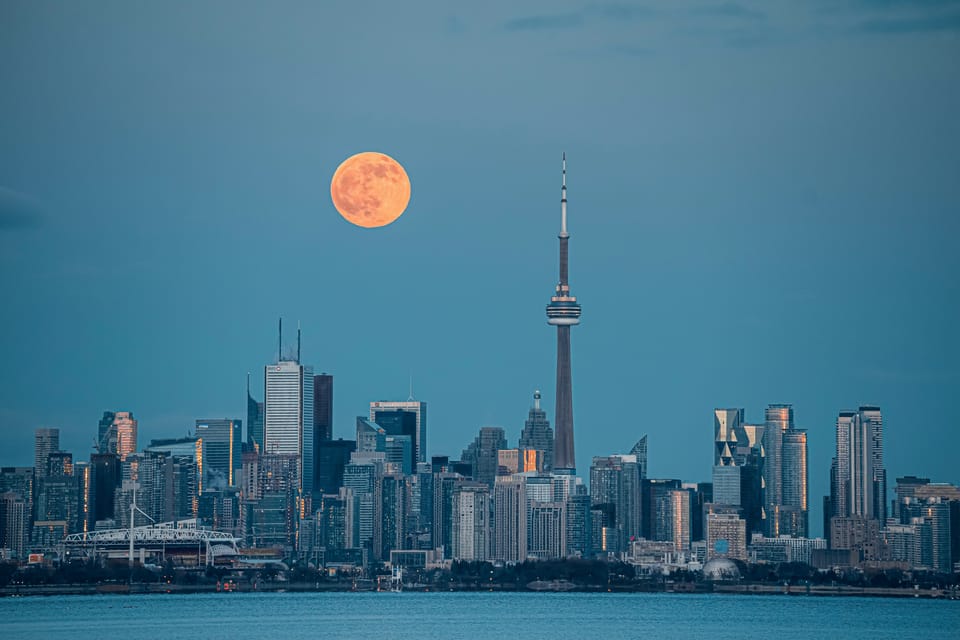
[62,519,239,567]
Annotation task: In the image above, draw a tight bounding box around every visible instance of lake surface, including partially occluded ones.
[1,592,958,639]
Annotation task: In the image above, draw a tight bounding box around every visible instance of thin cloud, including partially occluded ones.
[503,13,585,32]
[692,3,766,20]
[503,2,655,32]
[854,12,960,33]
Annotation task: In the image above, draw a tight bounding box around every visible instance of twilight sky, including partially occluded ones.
[1,1,957,536]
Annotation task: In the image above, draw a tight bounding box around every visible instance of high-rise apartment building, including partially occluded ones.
[264,359,315,495]
[34,428,60,481]
[762,403,792,536]
[780,429,809,537]
[113,412,138,461]
[546,154,582,474]
[630,435,648,481]
[370,401,427,464]
[590,454,641,550]
[492,475,527,562]
[829,406,887,534]
[518,390,554,472]
[450,483,490,561]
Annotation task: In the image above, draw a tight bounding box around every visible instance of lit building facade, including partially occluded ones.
[264,359,315,495]
[518,390,554,472]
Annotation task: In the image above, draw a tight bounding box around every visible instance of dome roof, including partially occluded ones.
[702,558,741,581]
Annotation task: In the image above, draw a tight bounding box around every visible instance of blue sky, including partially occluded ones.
[1,1,958,535]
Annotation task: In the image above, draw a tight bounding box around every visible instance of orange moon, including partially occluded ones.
[330,152,411,228]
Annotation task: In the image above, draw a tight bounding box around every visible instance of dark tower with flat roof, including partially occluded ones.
[546,154,581,473]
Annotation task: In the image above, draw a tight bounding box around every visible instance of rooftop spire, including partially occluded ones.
[560,152,568,236]
[534,389,541,411]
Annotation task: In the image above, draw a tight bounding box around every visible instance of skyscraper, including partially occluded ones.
[370,400,427,464]
[763,403,793,536]
[630,435,648,481]
[492,475,527,562]
[314,373,333,442]
[830,406,887,525]
[518,390,554,472]
[247,373,265,451]
[781,429,809,537]
[97,411,115,454]
[460,426,507,488]
[264,359,315,495]
[195,418,242,487]
[711,409,765,534]
[590,454,641,550]
[113,412,138,461]
[34,428,60,481]
[450,482,490,561]
[546,154,581,474]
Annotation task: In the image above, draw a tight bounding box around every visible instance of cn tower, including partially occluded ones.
[546,153,581,474]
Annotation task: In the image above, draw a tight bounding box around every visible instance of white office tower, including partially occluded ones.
[264,360,315,495]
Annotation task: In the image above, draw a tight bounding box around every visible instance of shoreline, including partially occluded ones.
[2,582,956,600]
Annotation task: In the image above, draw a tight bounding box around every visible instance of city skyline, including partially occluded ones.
[1,1,957,548]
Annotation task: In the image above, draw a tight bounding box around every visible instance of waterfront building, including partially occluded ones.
[518,390,554,472]
[546,154,582,474]
[406,464,434,550]
[706,512,747,561]
[370,400,427,464]
[829,516,883,561]
[0,492,28,559]
[529,501,566,560]
[492,475,527,562]
[379,474,408,561]
[450,482,490,561]
[566,490,591,558]
[590,455,641,551]
[654,488,691,551]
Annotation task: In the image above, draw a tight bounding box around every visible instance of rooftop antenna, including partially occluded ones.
[247,371,251,397]
[408,371,414,401]
[278,317,283,362]
[297,320,302,363]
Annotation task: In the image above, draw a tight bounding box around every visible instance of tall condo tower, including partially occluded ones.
[546,153,581,473]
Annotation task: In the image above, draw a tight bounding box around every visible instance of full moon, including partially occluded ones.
[330,152,411,228]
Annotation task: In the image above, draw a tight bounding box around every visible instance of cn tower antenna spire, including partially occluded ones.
[561,152,568,237]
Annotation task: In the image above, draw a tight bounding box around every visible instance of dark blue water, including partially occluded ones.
[1,592,958,639]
